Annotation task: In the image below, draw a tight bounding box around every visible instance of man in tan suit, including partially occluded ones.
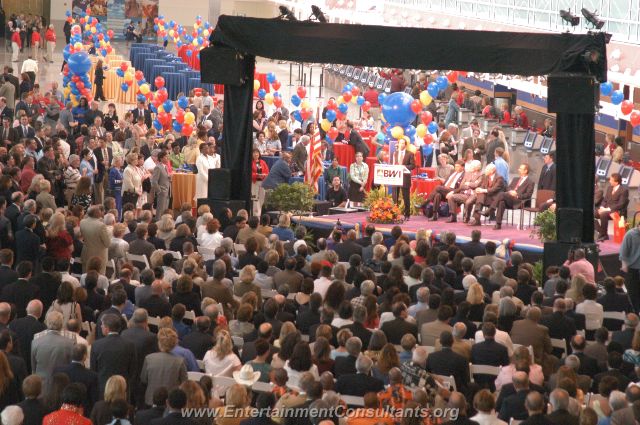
[80,205,111,274]
[236,215,268,253]
[420,305,453,346]
[510,307,552,368]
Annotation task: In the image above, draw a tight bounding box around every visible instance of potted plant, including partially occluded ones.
[530,209,556,242]
[267,182,316,218]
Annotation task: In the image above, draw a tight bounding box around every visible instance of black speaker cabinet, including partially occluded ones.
[547,73,599,114]
[313,200,331,216]
[200,45,251,85]
[543,241,599,280]
[557,207,583,243]
[197,199,246,218]
[208,168,231,201]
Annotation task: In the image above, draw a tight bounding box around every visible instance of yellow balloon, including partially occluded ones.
[321,119,331,132]
[157,105,164,113]
[192,39,198,46]
[265,93,274,105]
[202,30,209,37]
[91,27,97,34]
[380,113,386,123]
[300,100,310,110]
[74,42,83,50]
[416,124,427,138]
[139,84,150,95]
[84,24,90,31]
[391,126,404,139]
[337,96,344,104]
[351,96,358,104]
[406,139,416,153]
[254,80,260,91]
[184,112,195,125]
[169,29,175,37]
[420,91,432,106]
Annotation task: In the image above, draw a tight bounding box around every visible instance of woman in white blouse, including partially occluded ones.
[203,330,242,376]
[194,143,220,201]
[348,152,369,207]
[576,284,604,334]
[283,341,319,388]
[122,152,143,217]
[198,218,223,250]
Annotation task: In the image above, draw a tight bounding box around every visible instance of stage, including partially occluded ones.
[293,211,622,277]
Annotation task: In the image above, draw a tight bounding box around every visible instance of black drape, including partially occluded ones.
[220,56,255,207]
[555,113,595,242]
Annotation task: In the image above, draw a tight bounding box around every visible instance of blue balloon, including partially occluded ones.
[405,125,416,138]
[338,103,348,114]
[177,41,183,47]
[611,90,624,105]
[258,89,266,99]
[163,100,174,112]
[186,50,192,57]
[427,122,438,134]
[137,94,146,103]
[172,121,183,132]
[150,104,158,113]
[63,45,71,62]
[356,96,365,106]
[326,109,337,122]
[378,93,387,105]
[381,92,416,127]
[266,73,276,84]
[66,10,71,17]
[169,20,175,27]
[273,91,281,98]
[121,83,129,92]
[427,82,439,98]
[292,110,302,122]
[600,82,613,96]
[436,76,449,91]
[178,96,189,109]
[291,94,301,107]
[153,120,163,131]
[197,37,203,45]
[116,69,124,78]
[67,52,92,75]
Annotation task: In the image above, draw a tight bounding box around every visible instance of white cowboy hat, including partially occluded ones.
[233,364,261,386]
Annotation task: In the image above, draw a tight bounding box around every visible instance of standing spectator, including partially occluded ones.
[30,311,75,392]
[44,24,55,62]
[140,328,187,406]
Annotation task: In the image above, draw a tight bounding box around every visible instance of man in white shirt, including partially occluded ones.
[143,149,159,171]
[20,57,38,82]
[313,265,333,299]
[57,130,71,159]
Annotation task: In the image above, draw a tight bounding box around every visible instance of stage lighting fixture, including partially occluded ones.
[560,9,580,26]
[581,8,605,29]
[278,6,297,21]
[310,5,328,23]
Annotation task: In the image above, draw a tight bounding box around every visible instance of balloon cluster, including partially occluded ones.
[601,82,640,127]
[64,9,114,57]
[155,15,212,58]
[62,51,93,105]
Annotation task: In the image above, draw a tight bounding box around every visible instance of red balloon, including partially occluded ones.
[155,76,165,88]
[182,123,193,136]
[362,101,371,112]
[272,81,281,91]
[296,86,306,99]
[411,100,422,114]
[351,87,360,96]
[447,71,459,83]
[157,111,167,123]
[176,109,185,124]
[274,97,283,108]
[621,100,634,115]
[301,108,312,120]
[342,91,352,102]
[631,110,640,127]
[327,127,339,140]
[156,89,168,102]
[420,111,433,125]
[75,82,85,90]
[423,134,434,144]
[336,111,346,120]
[135,70,144,81]
[327,99,337,110]
[126,80,133,86]
[71,75,80,83]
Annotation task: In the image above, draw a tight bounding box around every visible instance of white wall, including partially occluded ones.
[220,0,276,18]
[159,0,210,28]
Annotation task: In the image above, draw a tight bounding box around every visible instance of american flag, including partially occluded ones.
[305,130,324,193]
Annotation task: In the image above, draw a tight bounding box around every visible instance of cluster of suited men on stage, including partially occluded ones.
[422,150,629,240]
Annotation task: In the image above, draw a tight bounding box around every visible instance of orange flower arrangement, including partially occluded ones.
[369,197,403,224]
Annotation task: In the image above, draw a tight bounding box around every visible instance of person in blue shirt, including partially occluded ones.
[72,96,89,125]
[493,147,509,183]
[272,214,295,242]
[262,152,293,190]
[108,155,124,219]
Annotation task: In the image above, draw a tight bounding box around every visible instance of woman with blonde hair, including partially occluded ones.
[122,152,143,217]
[215,384,251,425]
[233,265,263,308]
[275,321,297,348]
[372,343,400,385]
[272,213,294,242]
[567,274,587,304]
[90,375,130,425]
[45,212,73,260]
[156,214,176,248]
[140,328,187,406]
[203,330,242,376]
[494,345,544,390]
[36,178,57,210]
[466,283,486,322]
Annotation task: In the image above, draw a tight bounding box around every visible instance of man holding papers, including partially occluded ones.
[391,138,416,220]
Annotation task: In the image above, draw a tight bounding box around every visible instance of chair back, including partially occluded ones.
[535,190,555,209]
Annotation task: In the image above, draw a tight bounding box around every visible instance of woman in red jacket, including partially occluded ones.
[45,24,56,63]
[31,27,41,61]
[251,148,269,217]
[499,103,512,125]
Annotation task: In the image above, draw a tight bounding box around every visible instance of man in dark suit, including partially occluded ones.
[520,391,549,425]
[135,387,168,425]
[334,336,361,378]
[1,116,18,145]
[339,306,372,350]
[121,308,158,408]
[460,230,485,258]
[391,138,415,219]
[13,215,41,266]
[426,331,469,391]
[332,230,363,263]
[151,388,198,425]
[481,163,535,230]
[598,277,634,313]
[16,114,36,139]
[139,281,172,319]
[55,344,99,413]
[334,354,384,396]
[611,313,638,351]
[446,160,484,223]
[468,163,505,226]
[425,160,465,221]
[538,152,556,191]
[180,316,213,360]
[470,323,510,390]
[566,334,600,378]
[380,302,417,345]
[545,389,579,425]
[355,224,375,247]
[593,351,631,391]
[346,120,370,158]
[296,293,321,336]
[95,290,128,340]
[596,173,629,241]
[240,323,279,364]
[132,100,152,128]
[9,299,45,372]
[0,250,17,293]
[90,313,137,399]
[462,128,486,161]
[1,260,38,318]
[540,299,576,357]
[27,257,60,313]
[498,372,532,422]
